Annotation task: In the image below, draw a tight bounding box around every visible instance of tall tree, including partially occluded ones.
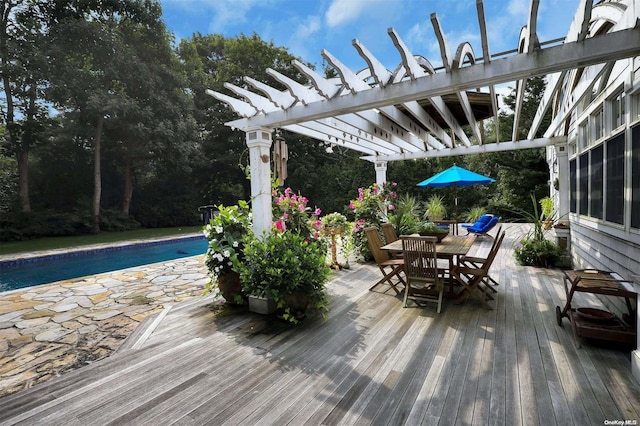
[46,0,169,232]
[0,0,50,213]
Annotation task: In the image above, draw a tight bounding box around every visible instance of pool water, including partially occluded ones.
[0,236,208,293]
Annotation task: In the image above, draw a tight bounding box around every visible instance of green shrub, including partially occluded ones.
[513,238,564,267]
[239,230,330,323]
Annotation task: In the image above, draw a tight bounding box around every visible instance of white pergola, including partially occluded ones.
[207,0,640,236]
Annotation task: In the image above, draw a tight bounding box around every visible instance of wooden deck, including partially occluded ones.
[1,224,638,425]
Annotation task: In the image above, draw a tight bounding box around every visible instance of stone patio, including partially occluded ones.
[0,253,209,397]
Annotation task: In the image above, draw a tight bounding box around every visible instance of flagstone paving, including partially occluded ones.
[0,254,209,398]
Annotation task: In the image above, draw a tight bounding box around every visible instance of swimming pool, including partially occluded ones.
[0,236,208,293]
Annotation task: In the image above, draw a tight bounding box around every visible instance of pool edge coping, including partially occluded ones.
[0,232,204,265]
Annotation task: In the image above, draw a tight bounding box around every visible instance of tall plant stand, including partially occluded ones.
[323,226,344,270]
[556,269,637,347]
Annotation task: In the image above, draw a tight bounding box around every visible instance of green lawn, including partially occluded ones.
[0,226,204,256]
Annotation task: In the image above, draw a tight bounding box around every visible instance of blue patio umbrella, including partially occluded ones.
[417,165,495,225]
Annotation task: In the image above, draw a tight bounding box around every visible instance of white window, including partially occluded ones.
[578,121,589,151]
[611,90,625,130]
[631,92,640,123]
[592,108,604,141]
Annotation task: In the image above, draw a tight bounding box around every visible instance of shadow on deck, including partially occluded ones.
[0,224,638,425]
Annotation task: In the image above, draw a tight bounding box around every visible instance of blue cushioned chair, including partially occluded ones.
[461,214,492,230]
[465,215,500,237]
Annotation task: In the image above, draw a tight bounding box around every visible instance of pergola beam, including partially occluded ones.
[362,136,566,162]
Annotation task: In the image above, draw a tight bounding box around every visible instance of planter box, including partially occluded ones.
[553,227,571,251]
[248,295,277,315]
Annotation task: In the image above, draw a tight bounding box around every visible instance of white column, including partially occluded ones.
[555,143,570,224]
[246,128,273,238]
[375,160,387,186]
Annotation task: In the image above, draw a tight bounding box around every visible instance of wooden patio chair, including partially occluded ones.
[401,235,445,313]
[458,225,503,288]
[381,223,403,259]
[450,230,506,309]
[364,227,406,294]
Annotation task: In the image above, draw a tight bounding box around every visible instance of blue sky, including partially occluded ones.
[160,0,581,72]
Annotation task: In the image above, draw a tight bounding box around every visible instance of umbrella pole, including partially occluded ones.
[454,185,458,235]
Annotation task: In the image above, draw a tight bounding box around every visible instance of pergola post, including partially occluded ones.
[554,143,570,224]
[246,127,273,238]
[375,160,387,186]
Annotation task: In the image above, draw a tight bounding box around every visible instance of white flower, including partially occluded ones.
[215,225,223,233]
[232,241,239,247]
[223,250,230,258]
[227,261,233,266]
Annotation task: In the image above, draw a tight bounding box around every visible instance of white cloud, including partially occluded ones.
[294,15,322,39]
[206,0,259,33]
[284,15,323,61]
[163,0,268,33]
[325,0,367,27]
[325,0,388,28]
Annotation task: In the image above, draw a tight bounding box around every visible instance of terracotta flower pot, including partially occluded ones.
[217,271,246,304]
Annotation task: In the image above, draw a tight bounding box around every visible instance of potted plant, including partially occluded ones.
[203,201,252,304]
[539,196,555,230]
[424,195,447,222]
[388,194,422,235]
[513,194,565,267]
[321,212,348,235]
[412,221,449,242]
[239,230,331,323]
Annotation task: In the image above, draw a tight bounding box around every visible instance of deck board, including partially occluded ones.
[1,224,639,425]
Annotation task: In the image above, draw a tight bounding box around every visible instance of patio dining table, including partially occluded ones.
[381,234,475,260]
[381,234,476,295]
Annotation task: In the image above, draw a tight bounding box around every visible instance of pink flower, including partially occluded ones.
[299,204,305,212]
[291,194,298,202]
[275,219,286,231]
[315,208,322,216]
[392,182,397,187]
[388,204,395,210]
[283,212,289,219]
[349,202,355,209]
[284,187,292,196]
[315,220,322,228]
[313,231,319,239]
